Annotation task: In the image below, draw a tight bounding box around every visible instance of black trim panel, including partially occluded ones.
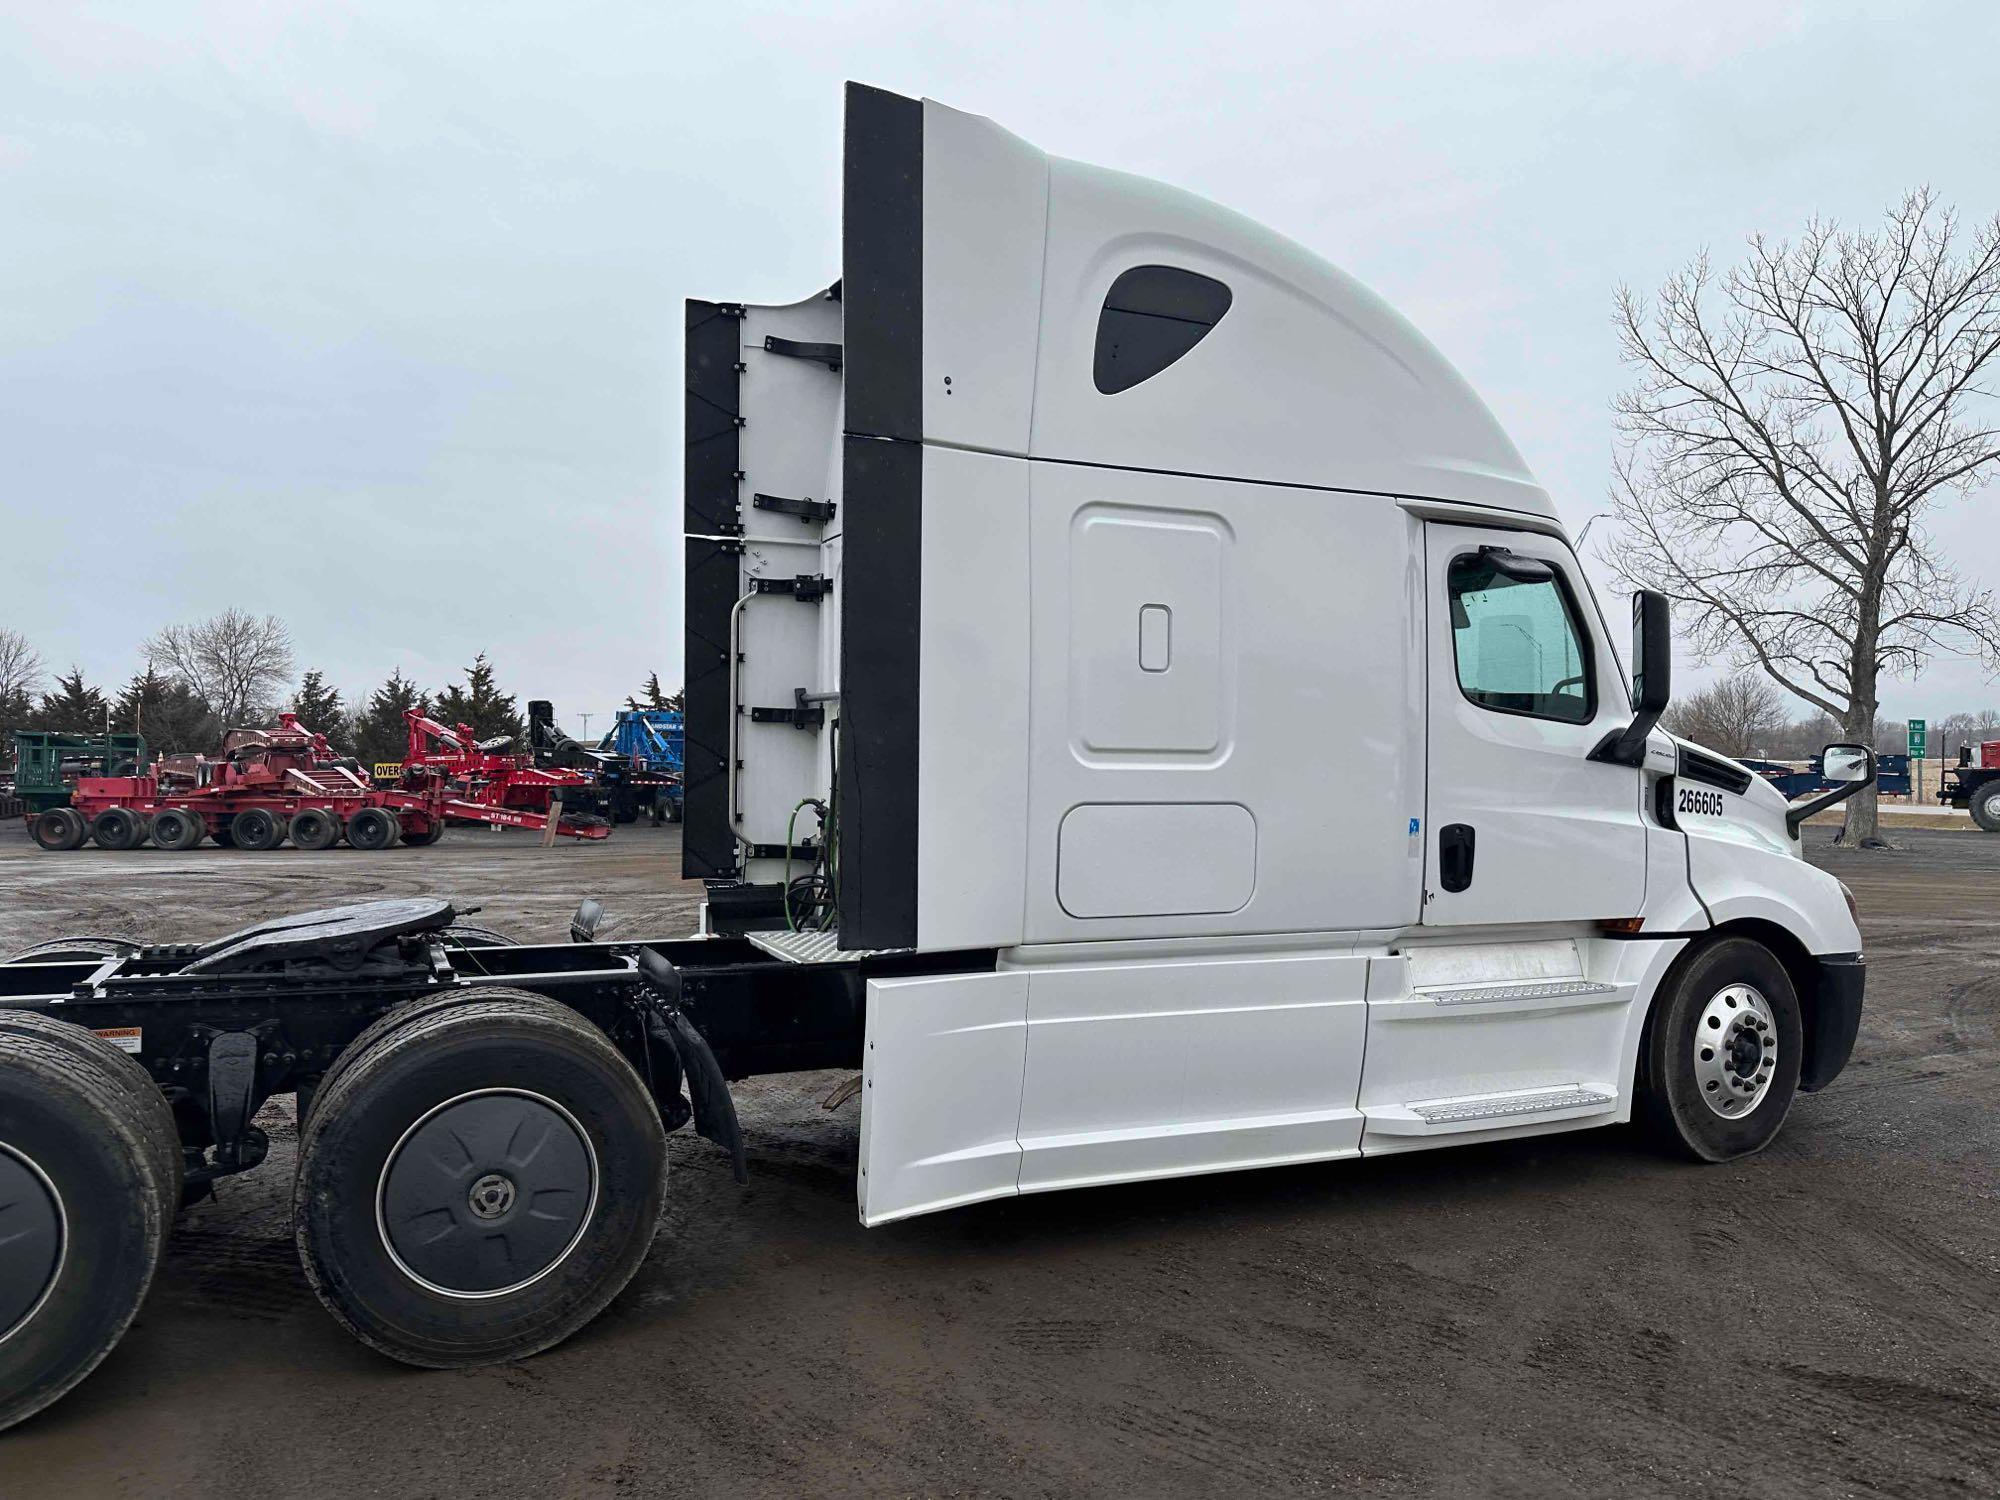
[842,83,922,442]
[682,537,740,880]
[835,82,924,948]
[684,299,744,879]
[837,437,922,948]
[685,300,743,536]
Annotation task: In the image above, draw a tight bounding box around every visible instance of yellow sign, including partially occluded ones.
[373,762,404,780]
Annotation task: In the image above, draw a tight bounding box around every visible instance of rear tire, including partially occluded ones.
[0,1031,177,1432]
[288,807,340,852]
[89,807,146,851]
[230,807,284,851]
[399,820,444,847]
[210,823,236,848]
[5,936,136,964]
[0,1013,181,1240]
[1972,779,2000,833]
[440,925,516,948]
[148,808,204,853]
[29,808,86,852]
[346,807,400,851]
[1638,936,1803,1162]
[293,991,666,1368]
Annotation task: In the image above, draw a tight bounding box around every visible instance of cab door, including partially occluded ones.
[1422,524,1645,927]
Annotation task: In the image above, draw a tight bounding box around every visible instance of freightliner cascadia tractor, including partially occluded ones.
[0,84,1873,1431]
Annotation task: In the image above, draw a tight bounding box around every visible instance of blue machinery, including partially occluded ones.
[600,709,685,821]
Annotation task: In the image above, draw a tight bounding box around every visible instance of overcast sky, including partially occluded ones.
[3,1,1997,735]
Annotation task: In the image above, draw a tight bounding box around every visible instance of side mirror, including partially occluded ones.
[1784,743,1876,836]
[1588,589,1672,767]
[1631,590,1671,716]
[570,897,605,943]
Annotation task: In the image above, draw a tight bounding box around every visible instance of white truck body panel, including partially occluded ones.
[687,85,1864,1228]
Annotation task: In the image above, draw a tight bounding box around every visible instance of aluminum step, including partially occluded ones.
[1413,1085,1613,1122]
[745,928,901,965]
[1416,978,1615,1008]
[1367,1084,1618,1137]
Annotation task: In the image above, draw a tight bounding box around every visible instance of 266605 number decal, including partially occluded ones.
[1677,787,1726,817]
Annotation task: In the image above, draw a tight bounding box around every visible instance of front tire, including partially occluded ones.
[1638,936,1803,1162]
[293,991,666,1368]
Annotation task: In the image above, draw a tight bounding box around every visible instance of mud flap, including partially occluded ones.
[665,1007,748,1184]
[638,948,748,1183]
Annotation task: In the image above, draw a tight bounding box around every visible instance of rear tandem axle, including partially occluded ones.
[0,896,967,1430]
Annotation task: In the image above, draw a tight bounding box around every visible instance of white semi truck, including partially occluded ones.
[0,83,1872,1431]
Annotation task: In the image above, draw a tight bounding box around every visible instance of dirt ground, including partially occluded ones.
[1,820,1996,1498]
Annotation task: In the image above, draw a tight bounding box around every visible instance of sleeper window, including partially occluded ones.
[1093,265,1232,394]
[1446,551,1593,724]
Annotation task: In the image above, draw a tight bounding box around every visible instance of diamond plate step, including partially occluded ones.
[1417,979,1616,1007]
[745,929,901,964]
[1413,1085,1614,1122]
[1367,1084,1618,1137]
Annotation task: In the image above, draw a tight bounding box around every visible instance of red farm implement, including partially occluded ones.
[390,711,605,826]
[23,712,609,852]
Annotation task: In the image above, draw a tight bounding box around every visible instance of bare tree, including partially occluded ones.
[1662,672,1786,758]
[1604,190,2000,844]
[144,609,296,727]
[0,628,46,766]
[0,627,42,702]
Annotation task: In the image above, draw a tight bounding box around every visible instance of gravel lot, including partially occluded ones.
[1,820,1996,1497]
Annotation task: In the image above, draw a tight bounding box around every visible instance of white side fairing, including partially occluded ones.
[859,969,1028,1225]
[858,947,1371,1225]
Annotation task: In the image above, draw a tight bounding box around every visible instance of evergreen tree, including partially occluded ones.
[630,672,685,714]
[113,667,219,754]
[431,654,524,744]
[291,670,348,741]
[353,670,429,768]
[32,668,109,734]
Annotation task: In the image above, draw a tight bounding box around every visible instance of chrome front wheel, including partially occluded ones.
[1692,984,1778,1118]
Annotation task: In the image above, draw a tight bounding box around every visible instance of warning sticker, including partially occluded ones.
[93,1027,143,1054]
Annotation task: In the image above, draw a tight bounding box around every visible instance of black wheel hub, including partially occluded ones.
[467,1172,517,1220]
[378,1091,595,1297]
[1728,1029,1765,1079]
[0,1144,63,1341]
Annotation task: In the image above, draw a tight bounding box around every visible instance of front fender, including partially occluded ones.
[1688,841,1861,957]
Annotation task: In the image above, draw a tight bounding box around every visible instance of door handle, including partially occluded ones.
[1439,824,1475,892]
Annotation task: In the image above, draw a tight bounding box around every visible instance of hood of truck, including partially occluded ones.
[1666,733,1862,955]
[1666,734,1798,858]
